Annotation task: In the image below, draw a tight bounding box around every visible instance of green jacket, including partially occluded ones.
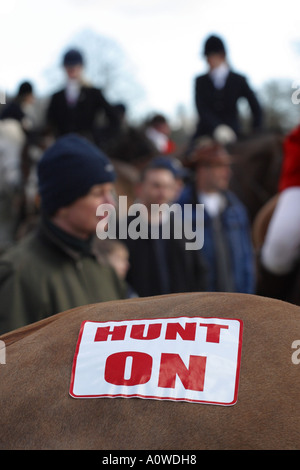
[0,224,126,334]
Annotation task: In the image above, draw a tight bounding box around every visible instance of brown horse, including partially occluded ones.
[227,132,283,222]
[0,292,299,450]
[252,193,280,252]
[252,194,300,306]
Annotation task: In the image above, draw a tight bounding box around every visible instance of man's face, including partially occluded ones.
[53,183,116,239]
[206,53,225,70]
[65,64,83,80]
[138,169,178,207]
[196,162,232,193]
[155,121,170,136]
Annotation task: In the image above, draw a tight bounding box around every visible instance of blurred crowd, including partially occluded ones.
[0,34,299,335]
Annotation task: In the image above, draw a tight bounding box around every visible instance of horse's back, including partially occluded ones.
[0,292,299,450]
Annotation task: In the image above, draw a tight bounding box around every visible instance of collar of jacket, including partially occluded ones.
[186,183,233,208]
[38,217,95,261]
[209,62,230,89]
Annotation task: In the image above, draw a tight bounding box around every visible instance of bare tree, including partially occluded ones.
[44,28,147,120]
[258,79,300,133]
[235,79,300,135]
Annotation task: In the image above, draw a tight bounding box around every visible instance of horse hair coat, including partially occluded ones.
[0,292,299,450]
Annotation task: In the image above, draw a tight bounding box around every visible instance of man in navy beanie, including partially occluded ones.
[0,134,126,335]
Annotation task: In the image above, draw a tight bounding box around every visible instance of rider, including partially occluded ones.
[193,35,263,145]
[46,49,120,145]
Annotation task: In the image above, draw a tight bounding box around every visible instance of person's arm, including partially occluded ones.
[46,93,61,136]
[240,219,256,294]
[0,261,48,335]
[96,89,120,129]
[240,76,263,130]
[261,188,300,275]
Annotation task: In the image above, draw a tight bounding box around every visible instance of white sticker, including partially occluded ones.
[70,316,243,406]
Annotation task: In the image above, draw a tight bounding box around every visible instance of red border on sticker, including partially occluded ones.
[69,316,243,406]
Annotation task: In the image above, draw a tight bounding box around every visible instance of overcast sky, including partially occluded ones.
[2,0,300,121]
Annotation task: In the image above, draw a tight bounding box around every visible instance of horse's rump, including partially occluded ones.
[0,292,299,450]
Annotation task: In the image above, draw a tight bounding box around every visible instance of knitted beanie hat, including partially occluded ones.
[38,133,115,215]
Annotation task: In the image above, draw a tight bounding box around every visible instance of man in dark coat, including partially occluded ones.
[194,35,263,144]
[120,157,207,297]
[46,49,120,144]
[178,142,255,294]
